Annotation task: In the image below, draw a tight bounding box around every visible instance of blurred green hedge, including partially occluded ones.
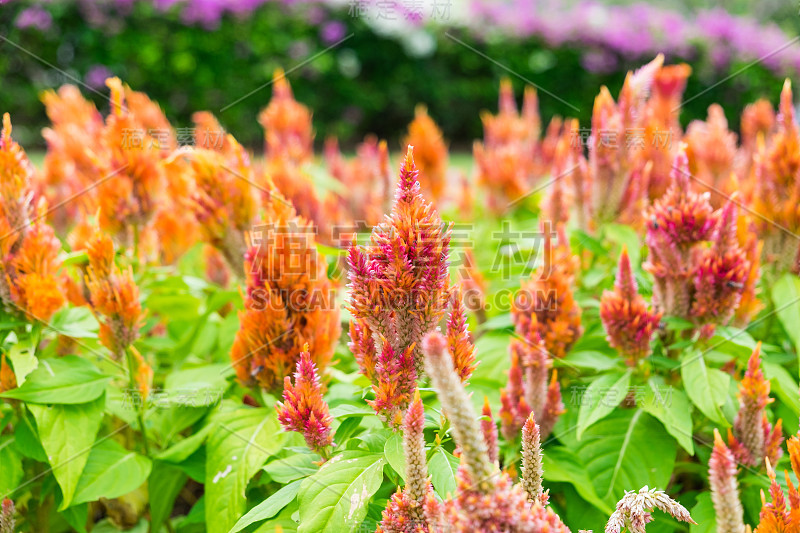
[0,1,790,151]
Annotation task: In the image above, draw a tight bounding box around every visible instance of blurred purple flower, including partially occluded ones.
[15,6,52,31]
[85,64,113,89]
[320,20,346,44]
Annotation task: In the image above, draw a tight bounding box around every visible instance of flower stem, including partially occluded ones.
[125,346,150,456]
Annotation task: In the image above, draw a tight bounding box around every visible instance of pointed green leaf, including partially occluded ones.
[204,406,286,533]
[577,371,632,439]
[28,395,105,509]
[383,433,405,480]
[297,452,386,533]
[681,351,731,426]
[231,479,302,532]
[428,447,459,499]
[638,376,694,455]
[72,438,152,505]
[1,356,109,404]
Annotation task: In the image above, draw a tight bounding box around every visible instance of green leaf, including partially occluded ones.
[560,351,619,372]
[772,274,800,358]
[1,356,109,404]
[543,446,613,514]
[297,451,386,533]
[7,341,38,385]
[763,361,800,417]
[72,438,152,505]
[602,223,641,265]
[689,493,716,533]
[28,395,105,509]
[49,306,99,339]
[681,351,731,427]
[204,407,286,533]
[0,437,22,499]
[577,371,632,439]
[560,410,677,505]
[231,479,302,532]
[383,433,405,480]
[328,404,377,419]
[638,377,694,455]
[263,453,319,484]
[149,460,187,532]
[428,447,459,499]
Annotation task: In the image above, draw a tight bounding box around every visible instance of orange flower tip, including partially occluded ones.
[404,145,415,169]
[713,428,724,447]
[482,396,492,414]
[2,113,10,142]
[765,457,775,477]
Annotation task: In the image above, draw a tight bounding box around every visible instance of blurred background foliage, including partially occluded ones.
[1,0,799,151]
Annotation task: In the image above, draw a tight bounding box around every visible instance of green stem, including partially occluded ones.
[125,346,150,457]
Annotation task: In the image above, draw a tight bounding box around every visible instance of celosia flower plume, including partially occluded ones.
[403,105,448,204]
[521,413,547,506]
[709,429,746,533]
[0,114,65,321]
[276,345,334,455]
[729,343,783,468]
[600,247,661,365]
[258,68,314,165]
[348,146,451,424]
[605,487,695,533]
[685,104,738,207]
[512,225,582,358]
[231,187,339,393]
[85,228,142,359]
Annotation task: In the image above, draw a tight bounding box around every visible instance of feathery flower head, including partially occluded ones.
[258,69,314,165]
[403,105,448,203]
[691,200,750,327]
[685,104,738,207]
[438,466,570,533]
[709,429,745,533]
[600,247,661,365]
[481,397,499,465]
[647,145,716,247]
[755,457,800,533]
[446,285,477,383]
[499,345,530,441]
[97,78,165,239]
[0,113,34,234]
[85,227,141,358]
[605,487,695,533]
[231,191,339,393]
[512,227,582,358]
[741,99,776,151]
[348,146,451,376]
[276,345,334,454]
[521,412,547,506]
[734,212,763,326]
[730,343,784,468]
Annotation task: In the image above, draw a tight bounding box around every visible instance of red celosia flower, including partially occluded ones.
[276,345,334,454]
[600,247,661,365]
[709,429,745,533]
[348,146,451,422]
[404,106,448,204]
[690,200,750,327]
[231,188,339,392]
[85,228,142,359]
[729,343,783,468]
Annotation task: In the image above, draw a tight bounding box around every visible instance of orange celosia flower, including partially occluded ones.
[446,285,477,383]
[0,354,16,392]
[751,79,800,274]
[685,104,738,207]
[0,115,65,321]
[403,105,448,204]
[729,343,783,469]
[512,225,582,358]
[324,135,391,230]
[474,79,546,212]
[85,228,142,358]
[258,68,314,165]
[230,187,339,393]
[754,434,800,533]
